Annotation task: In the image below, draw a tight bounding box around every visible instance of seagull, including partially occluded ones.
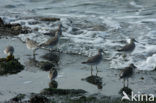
[26,38,39,58]
[120,63,136,87]
[49,68,58,81]
[82,49,105,75]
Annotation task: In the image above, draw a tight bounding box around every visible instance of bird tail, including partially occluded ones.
[81,62,86,64]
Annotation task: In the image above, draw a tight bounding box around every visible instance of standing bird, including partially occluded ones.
[4,46,14,56]
[82,49,105,75]
[4,46,14,61]
[117,38,138,53]
[40,30,60,50]
[49,68,58,81]
[26,38,39,58]
[120,63,136,87]
[40,24,62,49]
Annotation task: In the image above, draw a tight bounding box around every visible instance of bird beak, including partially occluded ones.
[102,50,106,54]
[134,39,139,43]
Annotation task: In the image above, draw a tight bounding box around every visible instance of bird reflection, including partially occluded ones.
[48,68,58,89]
[82,69,103,89]
[49,80,58,89]
[25,57,39,67]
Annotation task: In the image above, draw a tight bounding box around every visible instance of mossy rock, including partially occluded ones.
[10,94,25,102]
[40,88,86,96]
[0,58,24,75]
[30,95,49,103]
[85,75,102,85]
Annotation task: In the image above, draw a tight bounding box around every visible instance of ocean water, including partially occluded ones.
[1,0,156,70]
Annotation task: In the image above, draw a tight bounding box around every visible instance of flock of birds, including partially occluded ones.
[3,23,138,87]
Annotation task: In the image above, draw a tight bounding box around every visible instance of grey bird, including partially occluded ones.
[40,24,62,48]
[117,38,138,53]
[82,49,105,75]
[49,68,58,81]
[4,45,14,56]
[26,38,39,58]
[120,63,137,87]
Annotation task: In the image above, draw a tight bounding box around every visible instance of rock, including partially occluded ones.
[0,17,31,36]
[85,75,102,85]
[40,17,60,22]
[10,94,25,102]
[0,18,4,26]
[41,88,86,96]
[30,95,49,103]
[0,57,24,75]
[119,87,132,96]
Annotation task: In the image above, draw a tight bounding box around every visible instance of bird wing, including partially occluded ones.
[118,43,135,51]
[120,67,128,78]
[86,54,100,63]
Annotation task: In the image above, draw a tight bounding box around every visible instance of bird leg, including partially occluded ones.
[96,66,99,76]
[33,49,37,60]
[123,78,125,87]
[127,78,129,87]
[91,65,93,75]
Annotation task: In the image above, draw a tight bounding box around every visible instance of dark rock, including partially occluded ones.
[0,18,4,26]
[10,94,25,102]
[30,95,49,103]
[85,75,102,86]
[0,57,24,75]
[119,87,132,96]
[0,17,31,36]
[41,88,86,96]
[40,17,60,22]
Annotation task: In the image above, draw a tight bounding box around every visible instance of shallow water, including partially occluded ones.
[0,0,156,70]
[0,0,156,101]
[0,38,156,102]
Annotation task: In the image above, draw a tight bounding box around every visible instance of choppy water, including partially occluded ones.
[1,0,156,70]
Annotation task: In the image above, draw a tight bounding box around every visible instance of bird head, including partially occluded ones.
[26,38,30,42]
[129,63,137,69]
[98,49,106,54]
[130,38,138,43]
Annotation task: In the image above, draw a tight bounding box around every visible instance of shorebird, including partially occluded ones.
[40,24,62,49]
[82,49,105,75]
[26,38,39,58]
[117,38,138,53]
[40,30,60,50]
[4,46,14,61]
[4,46,14,56]
[49,68,58,81]
[120,63,136,87]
